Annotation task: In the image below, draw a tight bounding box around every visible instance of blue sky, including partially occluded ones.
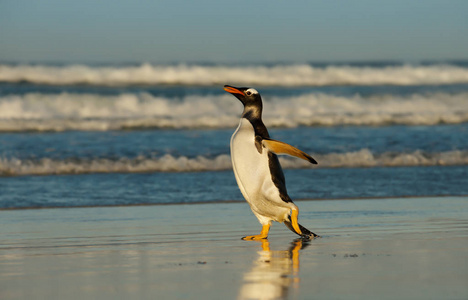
[1,0,467,63]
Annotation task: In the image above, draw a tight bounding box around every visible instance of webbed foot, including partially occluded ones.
[241,224,270,240]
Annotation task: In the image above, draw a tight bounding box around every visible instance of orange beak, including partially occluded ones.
[224,85,245,96]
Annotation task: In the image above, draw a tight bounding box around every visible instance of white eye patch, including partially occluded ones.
[245,88,258,96]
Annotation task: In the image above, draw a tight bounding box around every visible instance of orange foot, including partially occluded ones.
[242,224,270,240]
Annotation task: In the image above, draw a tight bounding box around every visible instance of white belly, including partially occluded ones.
[230,119,291,224]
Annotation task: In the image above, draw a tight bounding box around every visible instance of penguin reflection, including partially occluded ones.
[238,239,310,300]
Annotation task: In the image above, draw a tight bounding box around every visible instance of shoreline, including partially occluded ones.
[1,194,467,211]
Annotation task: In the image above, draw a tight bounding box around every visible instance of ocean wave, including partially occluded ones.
[1,150,467,176]
[0,92,467,131]
[2,63,468,86]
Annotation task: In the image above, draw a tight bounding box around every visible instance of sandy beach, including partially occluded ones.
[1,196,467,300]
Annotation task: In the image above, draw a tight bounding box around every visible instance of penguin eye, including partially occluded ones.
[245,88,258,96]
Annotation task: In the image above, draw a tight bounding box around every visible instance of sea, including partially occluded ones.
[1,61,468,209]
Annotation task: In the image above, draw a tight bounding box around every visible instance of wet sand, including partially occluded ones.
[1,196,467,300]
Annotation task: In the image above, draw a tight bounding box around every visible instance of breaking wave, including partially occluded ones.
[0,91,468,131]
[2,63,468,86]
[1,150,467,176]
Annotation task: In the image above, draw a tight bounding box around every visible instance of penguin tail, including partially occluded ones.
[284,218,320,239]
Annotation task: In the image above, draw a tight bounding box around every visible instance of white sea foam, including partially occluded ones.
[1,150,467,176]
[2,63,468,86]
[0,92,467,131]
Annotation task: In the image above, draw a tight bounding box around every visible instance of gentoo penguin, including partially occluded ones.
[224,85,319,240]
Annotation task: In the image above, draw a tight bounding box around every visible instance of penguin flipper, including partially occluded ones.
[262,138,317,164]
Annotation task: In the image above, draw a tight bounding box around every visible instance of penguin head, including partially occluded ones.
[223,85,262,108]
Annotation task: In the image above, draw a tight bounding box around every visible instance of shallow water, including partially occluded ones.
[1,166,467,209]
[0,197,467,300]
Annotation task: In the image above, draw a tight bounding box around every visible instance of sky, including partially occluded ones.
[1,0,468,64]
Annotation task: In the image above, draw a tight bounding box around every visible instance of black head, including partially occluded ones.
[224,85,262,107]
[224,85,263,118]
[224,85,269,135]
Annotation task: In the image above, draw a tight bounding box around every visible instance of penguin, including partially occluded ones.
[224,85,319,240]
